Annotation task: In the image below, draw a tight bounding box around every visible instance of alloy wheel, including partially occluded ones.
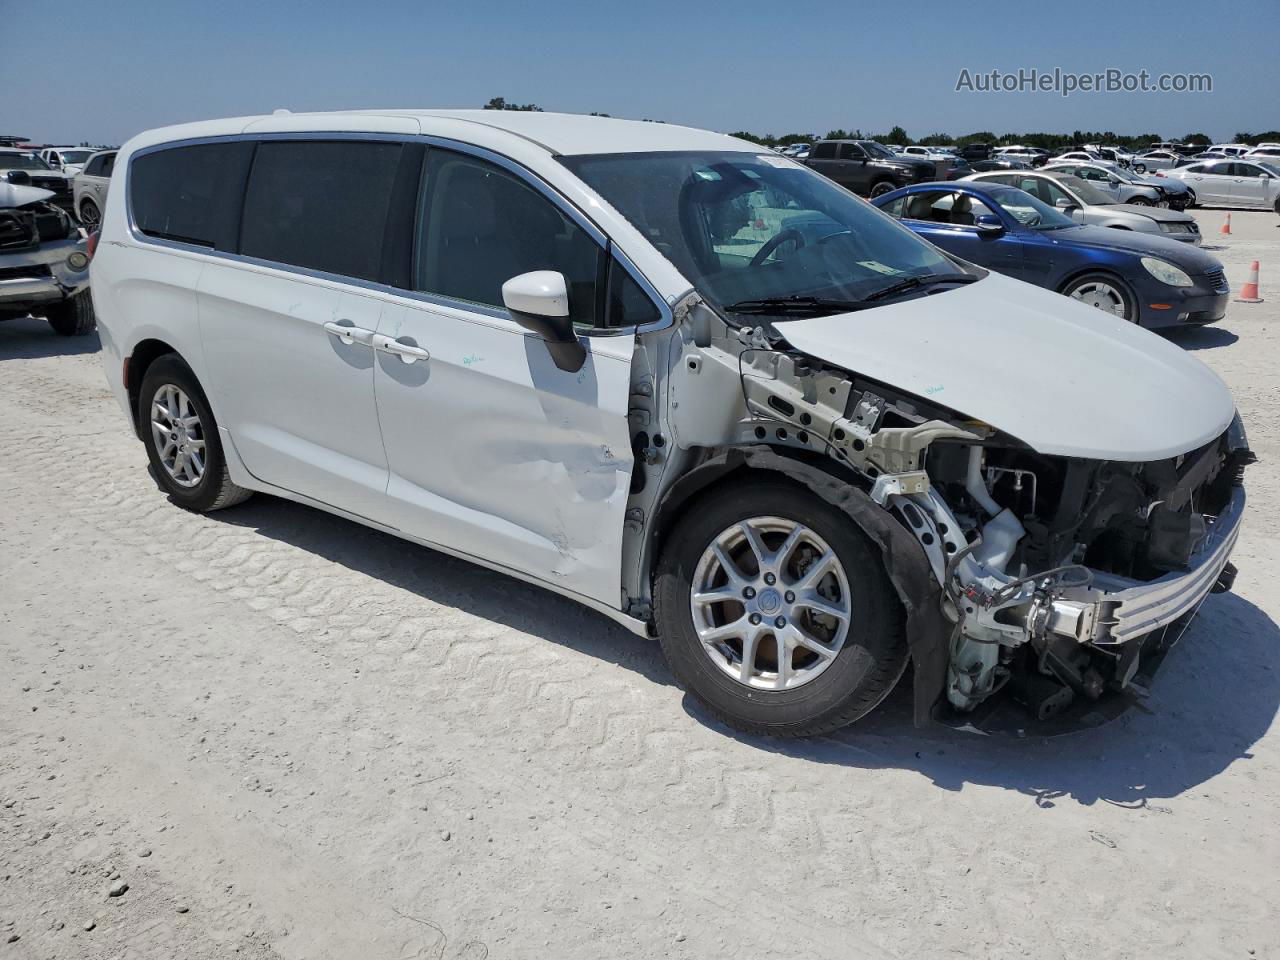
[1068,280,1128,319]
[150,384,206,488]
[689,517,852,691]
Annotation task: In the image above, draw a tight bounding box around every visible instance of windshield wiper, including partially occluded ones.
[725,295,871,317]
[861,273,978,303]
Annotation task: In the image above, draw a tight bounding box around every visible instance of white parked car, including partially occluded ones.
[38,146,96,175]
[1133,150,1185,173]
[900,145,952,160]
[71,149,116,226]
[1160,158,1280,212]
[92,110,1250,735]
[1244,146,1280,161]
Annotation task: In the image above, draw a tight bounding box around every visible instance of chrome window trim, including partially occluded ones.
[124,131,674,337]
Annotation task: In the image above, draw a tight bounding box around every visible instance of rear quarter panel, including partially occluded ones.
[91,146,209,423]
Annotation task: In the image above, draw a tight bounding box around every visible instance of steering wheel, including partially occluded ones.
[750,228,806,266]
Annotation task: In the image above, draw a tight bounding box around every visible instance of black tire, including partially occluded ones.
[1061,271,1138,323]
[45,291,96,336]
[137,354,252,512]
[868,180,895,199]
[79,197,101,227]
[655,481,906,737]
[1185,189,1197,209]
[1128,196,1152,206]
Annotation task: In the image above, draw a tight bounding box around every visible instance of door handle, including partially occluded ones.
[323,321,376,346]
[372,334,430,364]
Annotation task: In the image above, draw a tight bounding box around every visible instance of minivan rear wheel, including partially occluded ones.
[655,482,906,737]
[138,355,252,512]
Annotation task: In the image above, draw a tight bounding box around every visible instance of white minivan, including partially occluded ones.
[93,110,1250,736]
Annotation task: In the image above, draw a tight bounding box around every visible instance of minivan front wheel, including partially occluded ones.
[138,355,252,512]
[655,482,906,737]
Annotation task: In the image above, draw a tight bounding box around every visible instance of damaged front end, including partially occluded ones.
[0,182,90,314]
[653,299,1252,729]
[909,423,1250,725]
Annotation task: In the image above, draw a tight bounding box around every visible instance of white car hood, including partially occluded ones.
[0,182,55,207]
[774,272,1235,461]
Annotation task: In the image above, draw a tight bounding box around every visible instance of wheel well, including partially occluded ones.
[647,449,868,589]
[1056,266,1129,297]
[126,339,178,436]
[644,444,949,726]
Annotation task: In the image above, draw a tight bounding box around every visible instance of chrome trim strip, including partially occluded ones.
[123,131,674,336]
[1053,485,1245,645]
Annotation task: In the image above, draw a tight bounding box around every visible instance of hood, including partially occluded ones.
[889,156,935,172]
[1144,177,1189,193]
[773,272,1234,461]
[0,167,70,182]
[0,182,54,207]
[1059,222,1216,264]
[1106,202,1193,224]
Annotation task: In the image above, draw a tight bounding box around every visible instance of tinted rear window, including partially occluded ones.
[130,142,254,248]
[239,140,402,281]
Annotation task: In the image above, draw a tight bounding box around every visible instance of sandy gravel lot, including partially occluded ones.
[2,209,1278,960]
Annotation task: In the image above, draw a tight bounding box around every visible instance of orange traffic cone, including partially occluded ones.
[1236,261,1264,303]
[1221,214,1232,236]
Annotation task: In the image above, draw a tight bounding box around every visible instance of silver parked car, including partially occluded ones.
[1045,161,1194,210]
[72,150,116,226]
[1133,150,1184,173]
[1160,158,1280,213]
[963,171,1203,244]
[1043,162,1164,205]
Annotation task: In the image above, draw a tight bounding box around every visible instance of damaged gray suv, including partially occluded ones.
[94,111,1250,736]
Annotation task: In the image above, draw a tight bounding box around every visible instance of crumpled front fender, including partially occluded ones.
[651,444,947,725]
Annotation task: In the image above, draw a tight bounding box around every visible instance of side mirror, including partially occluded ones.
[501,270,586,373]
[975,214,1004,234]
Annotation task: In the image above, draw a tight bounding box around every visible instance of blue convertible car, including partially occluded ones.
[872,181,1228,328]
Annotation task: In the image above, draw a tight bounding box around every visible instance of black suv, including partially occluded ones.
[804,140,936,197]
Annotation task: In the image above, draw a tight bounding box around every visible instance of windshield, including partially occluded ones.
[562,151,961,315]
[59,150,93,164]
[0,153,52,171]
[860,141,896,160]
[986,188,1077,230]
[1257,161,1280,176]
[1054,175,1115,206]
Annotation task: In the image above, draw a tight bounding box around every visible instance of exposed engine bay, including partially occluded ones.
[0,192,77,250]
[633,295,1253,726]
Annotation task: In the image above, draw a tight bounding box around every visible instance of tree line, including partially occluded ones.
[728,127,1280,150]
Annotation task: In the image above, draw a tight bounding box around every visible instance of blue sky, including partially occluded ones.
[1,0,1271,146]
